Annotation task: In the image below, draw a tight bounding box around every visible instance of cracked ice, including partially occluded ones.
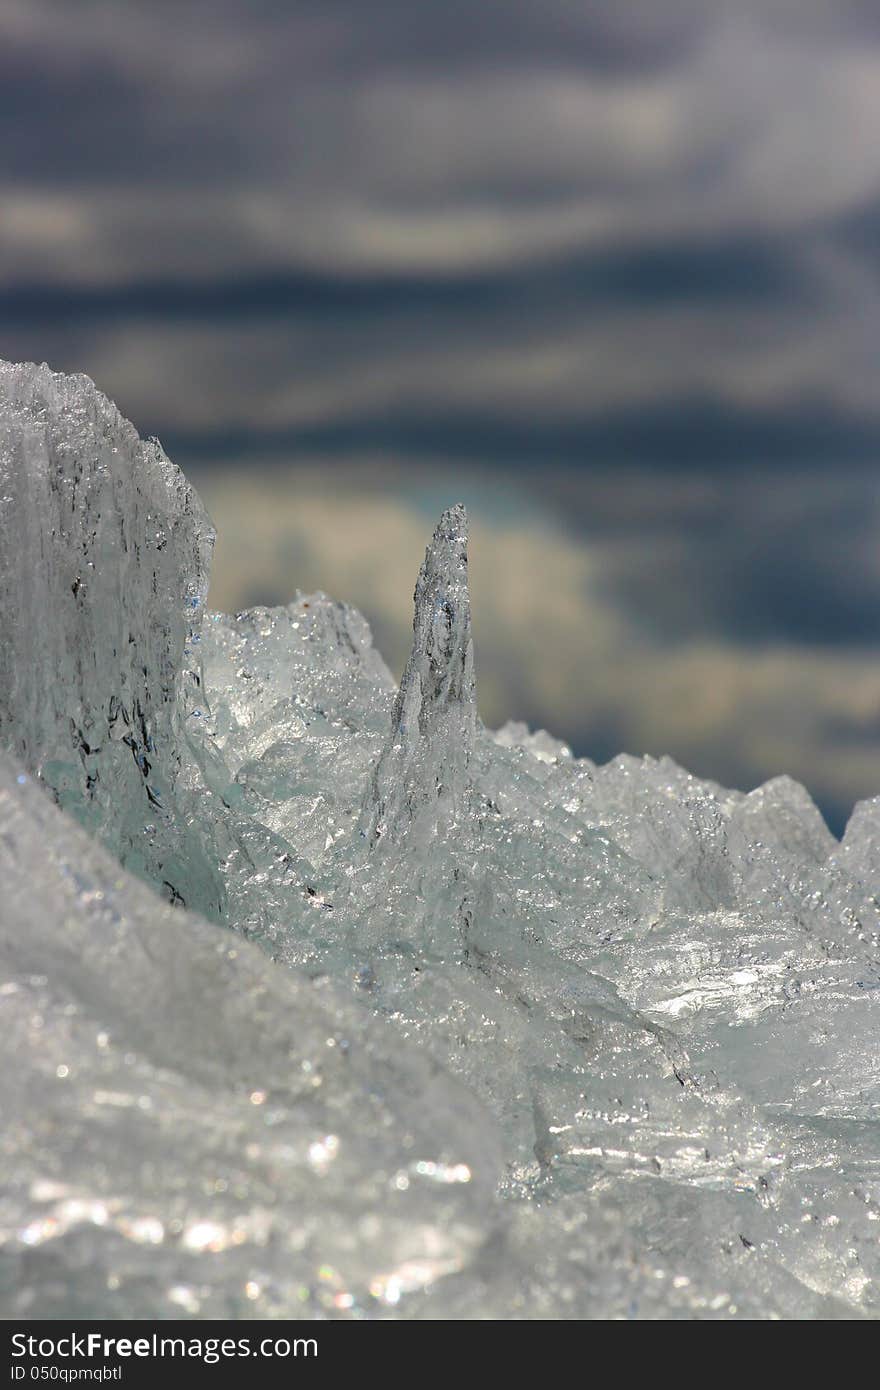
[2,359,880,1319]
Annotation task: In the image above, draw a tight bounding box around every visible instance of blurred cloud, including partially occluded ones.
[3,1,880,449]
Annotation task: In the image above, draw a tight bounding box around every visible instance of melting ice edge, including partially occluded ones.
[1,359,880,1319]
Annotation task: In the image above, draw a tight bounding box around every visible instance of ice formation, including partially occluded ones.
[2,359,880,1319]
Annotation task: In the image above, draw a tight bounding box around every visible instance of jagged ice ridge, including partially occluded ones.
[2,360,880,1319]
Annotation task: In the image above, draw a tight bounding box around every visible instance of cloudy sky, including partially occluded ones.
[3,0,880,830]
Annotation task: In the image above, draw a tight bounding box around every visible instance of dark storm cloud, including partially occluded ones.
[582,477,880,649]
[835,195,880,269]
[150,398,880,472]
[0,2,705,186]
[310,0,709,75]
[0,231,808,325]
[4,0,879,421]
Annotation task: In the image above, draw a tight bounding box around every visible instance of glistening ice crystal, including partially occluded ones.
[2,359,880,1319]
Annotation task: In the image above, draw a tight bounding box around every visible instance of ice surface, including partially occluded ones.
[0,756,499,1318]
[0,360,222,915]
[2,360,880,1319]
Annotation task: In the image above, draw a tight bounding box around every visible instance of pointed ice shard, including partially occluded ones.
[363,505,475,847]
